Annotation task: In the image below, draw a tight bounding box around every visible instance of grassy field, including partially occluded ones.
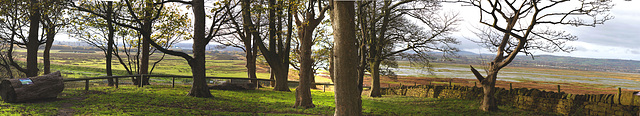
[0,85,558,116]
[394,61,640,94]
[12,49,271,78]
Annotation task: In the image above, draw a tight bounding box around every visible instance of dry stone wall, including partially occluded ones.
[381,85,639,116]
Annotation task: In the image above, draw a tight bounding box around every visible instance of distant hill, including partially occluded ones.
[437,51,640,73]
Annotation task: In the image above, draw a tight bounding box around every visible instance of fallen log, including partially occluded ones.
[0,71,64,103]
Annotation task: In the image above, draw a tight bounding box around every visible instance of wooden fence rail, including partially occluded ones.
[62,74,334,92]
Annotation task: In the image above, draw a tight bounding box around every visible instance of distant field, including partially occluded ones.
[10,48,639,94]
[11,49,333,84]
[392,61,640,94]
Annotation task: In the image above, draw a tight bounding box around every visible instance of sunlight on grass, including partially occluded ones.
[0,85,558,115]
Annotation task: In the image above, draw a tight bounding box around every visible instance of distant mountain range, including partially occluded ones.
[438,51,640,73]
[53,41,245,52]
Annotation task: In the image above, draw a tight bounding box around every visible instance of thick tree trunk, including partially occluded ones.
[273,66,290,91]
[140,0,153,86]
[331,1,362,116]
[26,0,41,77]
[187,0,213,98]
[294,27,315,108]
[187,40,212,97]
[369,60,381,97]
[480,72,499,111]
[106,1,115,86]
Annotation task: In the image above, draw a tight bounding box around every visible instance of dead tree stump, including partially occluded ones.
[0,71,64,103]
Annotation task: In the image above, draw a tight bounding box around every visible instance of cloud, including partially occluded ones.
[444,1,640,61]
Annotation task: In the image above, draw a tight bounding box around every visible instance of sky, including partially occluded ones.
[441,0,640,61]
[56,0,640,61]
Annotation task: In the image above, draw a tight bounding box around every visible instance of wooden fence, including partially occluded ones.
[63,75,334,92]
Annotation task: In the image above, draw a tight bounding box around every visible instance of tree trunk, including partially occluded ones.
[369,60,381,97]
[357,43,366,92]
[106,1,115,86]
[270,68,275,87]
[273,66,290,91]
[246,47,257,89]
[294,26,316,108]
[329,49,334,83]
[26,0,41,77]
[331,1,362,116]
[480,72,499,111]
[187,0,213,98]
[140,0,152,86]
[310,71,317,89]
[43,27,54,75]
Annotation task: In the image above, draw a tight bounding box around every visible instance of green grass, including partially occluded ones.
[0,85,558,115]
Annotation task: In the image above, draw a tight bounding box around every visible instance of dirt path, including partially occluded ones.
[56,97,85,116]
[57,102,75,116]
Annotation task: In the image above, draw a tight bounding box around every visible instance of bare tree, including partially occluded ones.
[215,0,258,88]
[330,0,361,115]
[357,0,460,97]
[457,0,613,111]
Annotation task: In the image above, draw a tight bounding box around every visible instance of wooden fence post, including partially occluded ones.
[557,85,561,93]
[474,82,477,87]
[323,84,326,92]
[85,79,89,91]
[140,75,144,88]
[618,87,622,104]
[449,80,452,86]
[115,77,119,88]
[414,82,416,86]
[172,77,175,88]
[509,83,512,91]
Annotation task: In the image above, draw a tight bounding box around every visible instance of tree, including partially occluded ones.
[238,0,295,91]
[330,1,361,115]
[25,0,42,77]
[215,0,259,88]
[69,0,118,85]
[71,1,189,86]
[145,0,233,97]
[357,0,460,97]
[0,0,30,78]
[0,0,46,77]
[41,0,70,75]
[291,0,330,108]
[459,0,613,111]
[0,41,14,78]
[290,22,333,88]
[73,0,170,85]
